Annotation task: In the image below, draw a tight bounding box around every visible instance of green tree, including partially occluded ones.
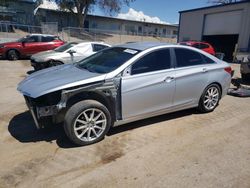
[54,0,135,28]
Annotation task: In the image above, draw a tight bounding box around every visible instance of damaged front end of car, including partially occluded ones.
[22,77,122,129]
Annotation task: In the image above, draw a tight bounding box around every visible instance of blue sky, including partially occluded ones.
[94,0,209,24]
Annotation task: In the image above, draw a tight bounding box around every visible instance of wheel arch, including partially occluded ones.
[207,82,222,98]
[66,90,116,123]
[6,48,21,57]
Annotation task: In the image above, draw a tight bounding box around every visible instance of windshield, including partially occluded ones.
[77,47,140,74]
[54,42,78,52]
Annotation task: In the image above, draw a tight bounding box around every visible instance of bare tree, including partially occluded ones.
[54,0,135,28]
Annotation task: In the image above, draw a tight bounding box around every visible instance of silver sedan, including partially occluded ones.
[18,42,232,146]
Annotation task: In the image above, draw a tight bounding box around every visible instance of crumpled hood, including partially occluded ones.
[31,50,59,62]
[17,64,106,98]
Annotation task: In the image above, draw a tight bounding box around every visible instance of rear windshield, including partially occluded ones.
[54,42,77,52]
[77,47,140,74]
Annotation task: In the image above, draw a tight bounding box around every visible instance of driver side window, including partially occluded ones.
[26,36,39,43]
[131,49,171,75]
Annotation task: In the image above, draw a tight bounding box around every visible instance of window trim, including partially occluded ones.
[123,66,175,79]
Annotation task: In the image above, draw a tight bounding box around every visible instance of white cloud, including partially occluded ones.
[34,0,59,14]
[39,0,58,10]
[117,8,170,25]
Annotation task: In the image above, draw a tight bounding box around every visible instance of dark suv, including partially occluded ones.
[0,34,64,60]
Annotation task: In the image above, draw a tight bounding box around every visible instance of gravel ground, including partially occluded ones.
[0,60,249,188]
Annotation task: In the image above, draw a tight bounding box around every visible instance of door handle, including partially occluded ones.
[202,68,208,73]
[164,76,175,83]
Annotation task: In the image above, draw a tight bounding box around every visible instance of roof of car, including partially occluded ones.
[115,41,173,51]
[28,34,56,37]
[180,41,208,44]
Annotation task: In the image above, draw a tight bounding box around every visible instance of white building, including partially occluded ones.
[178,1,250,60]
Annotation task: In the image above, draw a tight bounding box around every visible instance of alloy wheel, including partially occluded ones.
[203,86,219,110]
[73,108,107,142]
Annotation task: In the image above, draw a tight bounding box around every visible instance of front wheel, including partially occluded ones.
[64,100,111,146]
[7,50,19,60]
[198,84,221,113]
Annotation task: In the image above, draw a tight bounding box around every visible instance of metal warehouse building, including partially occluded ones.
[178,1,250,60]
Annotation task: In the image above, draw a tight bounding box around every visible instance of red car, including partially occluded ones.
[0,34,64,60]
[179,41,216,56]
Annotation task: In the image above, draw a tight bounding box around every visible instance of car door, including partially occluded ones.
[22,35,41,56]
[71,44,92,62]
[121,48,175,119]
[173,48,211,107]
[40,36,56,51]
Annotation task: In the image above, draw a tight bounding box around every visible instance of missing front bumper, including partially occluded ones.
[25,96,60,129]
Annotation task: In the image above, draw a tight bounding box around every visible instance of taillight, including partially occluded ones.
[224,67,232,74]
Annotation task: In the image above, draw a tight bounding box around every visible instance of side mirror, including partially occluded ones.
[68,49,76,55]
[122,66,131,76]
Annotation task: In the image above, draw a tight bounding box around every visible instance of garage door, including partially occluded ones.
[203,10,242,35]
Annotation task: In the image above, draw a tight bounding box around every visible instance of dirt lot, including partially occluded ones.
[0,60,249,188]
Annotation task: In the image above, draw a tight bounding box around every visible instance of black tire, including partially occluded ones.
[7,49,19,60]
[198,84,221,113]
[64,100,111,146]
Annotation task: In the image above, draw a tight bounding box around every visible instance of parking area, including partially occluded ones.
[0,60,249,188]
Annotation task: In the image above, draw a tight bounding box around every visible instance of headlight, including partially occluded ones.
[0,45,4,48]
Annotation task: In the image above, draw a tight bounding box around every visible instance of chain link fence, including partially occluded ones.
[0,22,177,44]
[0,22,58,43]
[61,27,177,45]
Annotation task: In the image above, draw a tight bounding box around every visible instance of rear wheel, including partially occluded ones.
[7,50,19,60]
[198,84,221,113]
[64,100,111,146]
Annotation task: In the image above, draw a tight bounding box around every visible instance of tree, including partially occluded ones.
[207,0,245,4]
[53,0,135,28]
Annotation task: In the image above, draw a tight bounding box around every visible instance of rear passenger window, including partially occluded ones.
[131,49,171,75]
[175,48,204,67]
[92,44,109,52]
[200,43,209,49]
[192,43,201,49]
[42,36,55,42]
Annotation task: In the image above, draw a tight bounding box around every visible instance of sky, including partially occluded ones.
[94,0,209,24]
[39,0,211,24]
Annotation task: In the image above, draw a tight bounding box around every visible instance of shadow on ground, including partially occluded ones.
[8,108,198,148]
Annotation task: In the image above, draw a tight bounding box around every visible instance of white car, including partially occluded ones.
[30,41,111,71]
